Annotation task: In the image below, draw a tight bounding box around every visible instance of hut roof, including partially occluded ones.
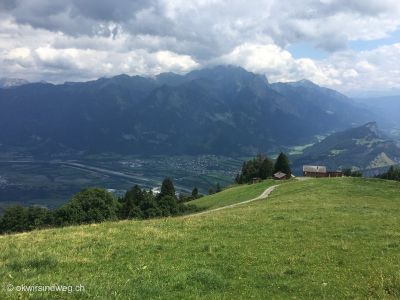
[303,165,326,173]
[274,171,287,179]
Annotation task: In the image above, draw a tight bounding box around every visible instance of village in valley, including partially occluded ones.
[119,155,241,177]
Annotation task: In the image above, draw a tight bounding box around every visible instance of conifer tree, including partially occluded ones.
[216,182,222,193]
[192,187,199,197]
[274,152,291,176]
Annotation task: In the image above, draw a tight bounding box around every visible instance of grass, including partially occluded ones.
[1,178,400,299]
[353,138,386,148]
[289,143,315,155]
[367,152,397,169]
[330,149,348,155]
[188,179,279,209]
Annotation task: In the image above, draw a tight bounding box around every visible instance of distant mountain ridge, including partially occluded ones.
[0,77,30,88]
[291,122,400,177]
[0,66,384,157]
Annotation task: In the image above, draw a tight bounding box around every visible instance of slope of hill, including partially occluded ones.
[291,122,400,176]
[1,178,400,299]
[0,66,379,157]
[188,179,279,210]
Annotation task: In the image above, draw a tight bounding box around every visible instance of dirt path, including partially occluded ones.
[188,185,278,217]
[296,177,314,181]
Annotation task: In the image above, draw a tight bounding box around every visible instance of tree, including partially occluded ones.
[208,187,215,195]
[274,152,291,176]
[257,153,265,167]
[216,183,222,193]
[374,166,400,181]
[342,168,352,177]
[158,195,179,217]
[387,165,395,180]
[56,187,117,226]
[139,197,161,219]
[234,173,242,184]
[127,205,143,220]
[0,204,28,234]
[118,185,146,219]
[260,158,275,179]
[27,206,49,230]
[158,178,176,200]
[351,171,363,178]
[192,187,199,197]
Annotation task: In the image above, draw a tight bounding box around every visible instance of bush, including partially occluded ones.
[351,171,363,178]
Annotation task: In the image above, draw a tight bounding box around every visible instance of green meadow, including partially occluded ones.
[1,178,400,299]
[189,179,280,209]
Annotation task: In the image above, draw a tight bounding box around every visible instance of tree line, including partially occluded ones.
[235,152,291,184]
[342,168,363,177]
[0,179,203,235]
[374,165,400,181]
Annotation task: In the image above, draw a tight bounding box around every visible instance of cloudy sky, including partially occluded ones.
[1,0,399,96]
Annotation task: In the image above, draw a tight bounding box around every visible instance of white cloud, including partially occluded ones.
[0,0,399,93]
[343,69,359,78]
[215,42,400,93]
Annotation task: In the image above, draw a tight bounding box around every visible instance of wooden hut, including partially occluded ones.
[274,171,288,181]
[303,165,327,178]
[303,165,343,178]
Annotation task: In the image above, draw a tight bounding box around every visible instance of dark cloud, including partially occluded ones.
[8,0,161,38]
[3,0,399,59]
[0,0,17,10]
[3,57,34,68]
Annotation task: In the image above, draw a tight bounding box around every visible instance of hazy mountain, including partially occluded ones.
[0,77,30,88]
[344,89,400,99]
[0,66,382,157]
[291,122,400,177]
[119,71,305,155]
[0,75,159,155]
[270,79,378,130]
[353,95,400,126]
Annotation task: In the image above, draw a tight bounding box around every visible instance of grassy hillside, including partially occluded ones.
[188,179,279,209]
[1,178,400,299]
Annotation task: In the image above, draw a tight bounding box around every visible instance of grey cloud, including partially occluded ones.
[69,0,158,22]
[4,0,400,60]
[1,0,400,91]
[3,57,34,68]
[9,0,161,38]
[315,33,348,52]
[324,0,396,17]
[0,0,16,10]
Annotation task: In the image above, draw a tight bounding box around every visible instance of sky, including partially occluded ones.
[0,0,399,96]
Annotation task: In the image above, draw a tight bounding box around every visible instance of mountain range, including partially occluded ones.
[0,77,30,88]
[291,122,400,177]
[0,66,392,157]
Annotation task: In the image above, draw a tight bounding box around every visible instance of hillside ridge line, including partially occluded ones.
[187,185,278,217]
